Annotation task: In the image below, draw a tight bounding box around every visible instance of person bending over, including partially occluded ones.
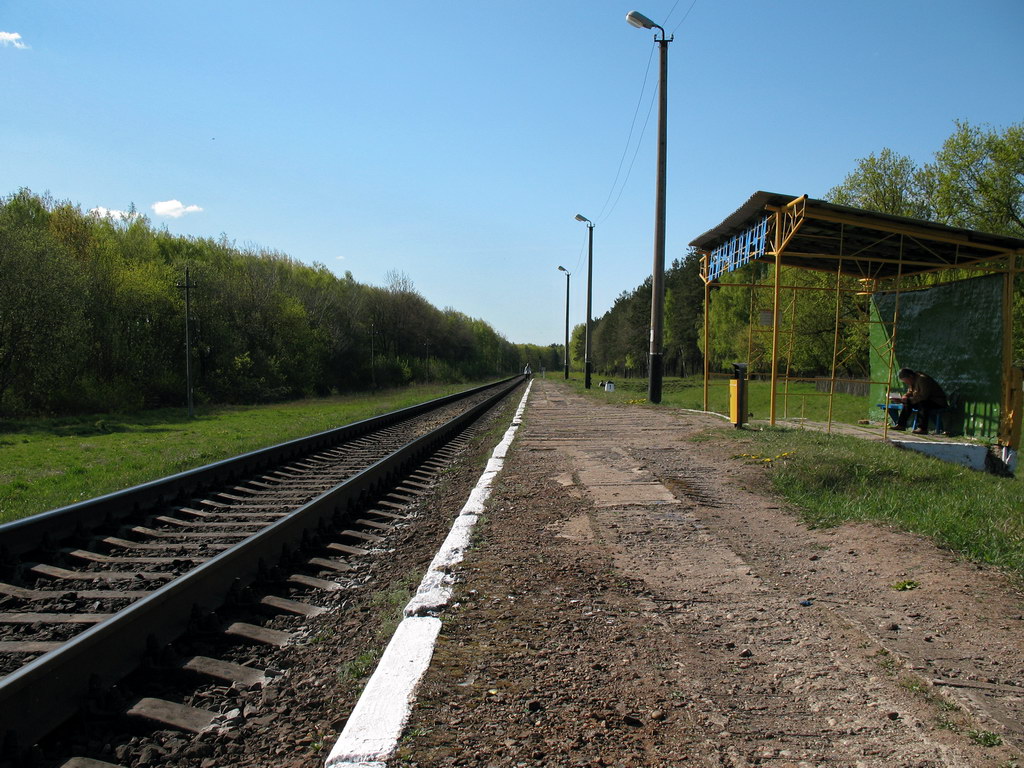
[893,368,947,434]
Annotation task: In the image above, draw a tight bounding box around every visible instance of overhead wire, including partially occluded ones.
[593,0,700,226]
[594,43,657,224]
[668,0,700,35]
[571,231,587,275]
[600,79,658,225]
[663,0,684,30]
[564,2,700,340]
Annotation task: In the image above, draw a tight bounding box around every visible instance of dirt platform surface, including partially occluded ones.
[393,378,1024,767]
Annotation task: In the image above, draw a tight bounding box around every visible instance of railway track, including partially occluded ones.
[0,377,523,765]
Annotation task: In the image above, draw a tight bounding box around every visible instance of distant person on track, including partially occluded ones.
[524,364,532,377]
[892,368,947,435]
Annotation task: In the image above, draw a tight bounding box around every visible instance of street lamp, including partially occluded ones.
[627,10,672,404]
[557,266,571,379]
[575,213,594,389]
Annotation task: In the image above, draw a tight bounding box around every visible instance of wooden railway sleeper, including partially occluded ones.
[0,612,113,624]
[177,506,216,517]
[385,490,418,504]
[27,563,175,582]
[153,516,264,529]
[288,572,341,591]
[238,480,276,491]
[308,556,352,573]
[0,584,150,601]
[62,548,206,566]
[363,509,406,521]
[213,491,257,503]
[341,529,384,544]
[58,756,125,767]
[126,697,219,734]
[0,377,524,761]
[259,594,324,617]
[354,518,392,531]
[214,508,292,516]
[127,525,245,540]
[98,535,223,553]
[225,622,292,647]
[183,655,268,687]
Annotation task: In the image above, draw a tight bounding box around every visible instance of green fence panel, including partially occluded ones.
[869,275,1004,439]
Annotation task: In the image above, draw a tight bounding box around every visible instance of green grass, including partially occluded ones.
[561,372,872,425]
[369,575,419,641]
[724,426,1024,578]
[967,729,1004,748]
[0,382,486,524]
[338,650,380,681]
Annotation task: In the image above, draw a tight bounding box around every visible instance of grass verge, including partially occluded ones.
[718,425,1024,578]
[0,382,488,524]
[560,373,873,426]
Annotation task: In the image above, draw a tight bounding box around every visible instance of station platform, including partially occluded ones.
[361,378,1024,766]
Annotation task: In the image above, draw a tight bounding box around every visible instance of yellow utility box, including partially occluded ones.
[730,363,748,428]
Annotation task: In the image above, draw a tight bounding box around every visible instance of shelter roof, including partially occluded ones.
[690,191,1024,281]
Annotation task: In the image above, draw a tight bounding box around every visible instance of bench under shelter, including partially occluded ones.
[689,192,1024,457]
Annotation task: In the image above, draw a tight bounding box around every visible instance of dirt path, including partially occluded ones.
[393,378,1023,767]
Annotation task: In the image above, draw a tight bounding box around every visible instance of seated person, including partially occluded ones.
[892,368,948,434]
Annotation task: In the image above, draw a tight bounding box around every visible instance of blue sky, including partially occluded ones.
[3,1,1022,345]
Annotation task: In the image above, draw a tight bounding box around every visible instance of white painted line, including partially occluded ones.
[678,407,730,422]
[324,616,441,766]
[326,381,533,768]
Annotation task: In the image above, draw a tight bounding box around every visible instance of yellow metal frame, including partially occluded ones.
[699,195,1024,449]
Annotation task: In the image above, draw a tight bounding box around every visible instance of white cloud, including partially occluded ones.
[0,32,29,50]
[151,199,203,218]
[89,206,140,222]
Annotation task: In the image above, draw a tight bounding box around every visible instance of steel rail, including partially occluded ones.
[0,376,523,751]
[0,377,519,560]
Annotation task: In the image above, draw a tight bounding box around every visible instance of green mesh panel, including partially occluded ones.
[869,275,1004,438]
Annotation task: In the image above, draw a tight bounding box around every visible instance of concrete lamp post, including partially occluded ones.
[627,10,672,404]
[557,266,571,379]
[575,214,594,389]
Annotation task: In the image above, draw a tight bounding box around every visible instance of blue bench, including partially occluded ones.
[878,398,955,434]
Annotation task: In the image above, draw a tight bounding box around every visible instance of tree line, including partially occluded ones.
[0,189,560,417]
[568,251,704,380]
[4,121,1018,414]
[578,120,1023,379]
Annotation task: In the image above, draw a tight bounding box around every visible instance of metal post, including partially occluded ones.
[648,32,670,404]
[585,223,594,389]
[182,267,194,418]
[881,236,906,440]
[370,324,376,389]
[1000,260,1015,443]
[563,269,571,379]
[826,226,846,434]
[769,211,783,424]
[703,275,710,412]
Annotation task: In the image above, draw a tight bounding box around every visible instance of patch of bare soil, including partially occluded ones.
[394,379,1023,767]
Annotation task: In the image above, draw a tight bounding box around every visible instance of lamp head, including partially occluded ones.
[574,213,591,224]
[626,10,658,29]
[558,265,568,273]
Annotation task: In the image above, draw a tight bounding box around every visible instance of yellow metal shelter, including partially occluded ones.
[690,192,1024,449]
